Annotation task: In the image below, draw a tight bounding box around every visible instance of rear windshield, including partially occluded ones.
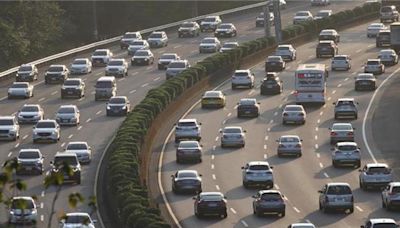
[149,33,162,38]
[11,199,34,209]
[249,165,269,170]
[368,167,390,173]
[327,185,352,195]
[168,62,186,68]
[333,56,347,61]
[337,145,357,150]
[19,151,40,159]
[179,141,199,148]
[178,122,196,127]
[317,12,330,17]
[234,72,249,77]
[239,99,256,105]
[64,80,80,86]
[337,101,355,106]
[285,106,302,111]
[131,41,144,46]
[67,143,87,150]
[65,215,90,224]
[160,54,177,60]
[277,46,289,50]
[368,61,380,65]
[109,98,126,104]
[72,60,87,65]
[319,42,333,47]
[123,33,139,39]
[108,60,124,66]
[177,172,197,178]
[223,43,238,48]
[54,156,78,166]
[19,66,32,71]
[268,57,281,62]
[261,193,281,200]
[218,24,232,29]
[223,128,241,134]
[203,17,217,22]
[135,51,150,57]
[12,83,28,88]
[200,194,223,201]
[296,12,309,16]
[36,122,55,128]
[48,66,64,72]
[202,39,216,44]
[0,119,14,125]
[281,137,299,143]
[21,106,39,112]
[332,124,352,130]
[372,224,397,228]
[381,6,394,13]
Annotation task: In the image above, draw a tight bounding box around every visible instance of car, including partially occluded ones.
[65,141,92,164]
[61,78,85,99]
[333,98,358,119]
[367,23,387,38]
[91,49,113,66]
[16,64,38,82]
[237,98,260,118]
[171,170,202,194]
[106,58,129,77]
[282,105,306,125]
[120,31,142,49]
[8,196,37,224]
[242,161,274,188]
[376,29,391,47]
[201,90,226,108]
[166,59,190,79]
[106,96,131,116]
[17,104,44,124]
[131,49,155,66]
[199,37,221,53]
[311,0,330,6]
[50,152,81,184]
[174,119,201,143]
[158,53,180,70]
[0,116,19,141]
[252,190,285,217]
[330,123,355,144]
[265,55,286,72]
[380,5,399,23]
[193,192,227,218]
[382,182,400,210]
[361,218,399,228]
[378,49,399,66]
[316,40,338,58]
[256,12,274,27]
[33,119,60,143]
[277,135,302,157]
[331,142,361,168]
[293,11,313,24]
[267,0,287,11]
[231,69,255,89]
[355,73,376,91]
[178,21,200,37]
[314,10,332,20]
[176,140,202,163]
[275,44,296,61]
[8,82,33,99]
[44,65,69,84]
[331,55,351,71]
[260,74,283,95]
[200,15,222,32]
[220,126,246,148]
[56,105,80,126]
[319,29,340,43]
[214,23,237,38]
[16,149,44,175]
[318,182,354,213]
[288,223,316,228]
[220,42,239,53]
[127,40,149,56]
[60,212,96,228]
[69,58,92,75]
[147,31,168,48]
[359,163,393,190]
[94,76,117,101]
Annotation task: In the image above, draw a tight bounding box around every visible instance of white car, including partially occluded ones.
[61,78,85,99]
[65,141,92,164]
[331,55,351,71]
[382,182,400,210]
[275,44,296,61]
[60,212,96,228]
[364,59,385,75]
[8,82,33,99]
[32,119,60,143]
[231,69,255,89]
[105,58,128,77]
[220,126,246,148]
[220,42,239,53]
[289,223,316,228]
[361,219,398,228]
[214,23,237,38]
[199,37,221,53]
[166,60,190,79]
[8,196,37,224]
[158,53,180,70]
[200,15,222,32]
[131,49,155,66]
[91,49,113,66]
[16,64,38,82]
[17,104,44,124]
[311,0,330,6]
[174,119,201,143]
[0,116,20,141]
[293,11,313,24]
[120,31,142,49]
[314,10,333,20]
[147,31,168,48]
[44,65,69,84]
[70,58,92,75]
[367,23,387,38]
[378,49,399,66]
[178,21,200,37]
[55,105,80,126]
[127,40,149,56]
[256,12,274,27]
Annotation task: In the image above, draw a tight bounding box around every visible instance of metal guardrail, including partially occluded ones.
[0,1,268,81]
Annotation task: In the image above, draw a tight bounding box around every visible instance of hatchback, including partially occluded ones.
[237,98,260,118]
[331,142,361,168]
[193,192,227,218]
[331,55,351,71]
[171,170,202,194]
[318,183,354,213]
[242,161,274,189]
[176,141,202,163]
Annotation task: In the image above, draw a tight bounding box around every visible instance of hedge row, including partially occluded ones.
[104,2,380,227]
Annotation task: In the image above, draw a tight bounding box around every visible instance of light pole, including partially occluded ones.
[92,0,98,40]
[264,3,271,38]
[273,0,282,43]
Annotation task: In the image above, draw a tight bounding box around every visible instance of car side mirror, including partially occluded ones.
[243,130,247,133]
[224,196,227,199]
[270,166,274,169]
[252,195,257,198]
[300,139,303,142]
[241,166,245,169]
[318,190,323,193]
[328,128,331,130]
[332,102,336,105]
[199,123,202,125]
[93,220,97,223]
[257,102,261,104]
[276,140,279,142]
[192,197,197,200]
[353,128,356,130]
[361,226,365,228]
[200,145,203,147]
[170,175,174,178]
[219,130,222,133]
[358,169,362,172]
[50,161,54,165]
[199,174,202,177]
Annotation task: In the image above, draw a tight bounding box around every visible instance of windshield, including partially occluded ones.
[223,44,237,48]
[357,75,374,80]
[64,80,80,86]
[21,106,39,112]
[48,66,64,72]
[177,172,197,178]
[177,122,196,127]
[261,193,281,200]
[268,57,281,62]
[202,39,216,44]
[58,107,75,114]
[204,91,221,97]
[368,167,390,173]
[134,51,150,57]
[123,33,139,39]
[67,143,87,150]
[381,6,393,13]
[334,56,347,61]
[179,141,199,148]
[239,99,256,105]
[64,215,90,224]
[96,81,112,88]
[370,24,384,28]
[317,12,330,17]
[93,51,107,56]
[368,61,380,65]
[203,17,217,22]
[332,124,352,131]
[296,12,309,16]
[54,156,78,166]
[19,66,32,71]
[224,128,241,134]
[131,41,144,46]
[36,122,55,128]
[234,72,250,77]
[0,119,14,125]
[109,98,126,104]
[297,72,324,87]
[161,54,177,60]
[218,24,232,29]
[327,185,352,195]
[277,46,289,51]
[181,23,195,28]
[72,60,87,65]
[249,165,269,170]
[108,60,123,66]
[168,62,186,68]
[19,151,40,159]
[12,83,28,88]
[11,199,34,209]
[373,224,397,228]
[149,33,162,38]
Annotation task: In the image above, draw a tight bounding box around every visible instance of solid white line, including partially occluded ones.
[356,206,363,212]
[86,118,91,123]
[211,164,215,169]
[129,89,137,94]
[212,174,216,180]
[319,162,324,168]
[141,83,149,87]
[293,207,300,213]
[61,142,65,148]
[241,220,249,227]
[51,91,58,95]
[15,143,20,148]
[7,152,12,157]
[230,208,237,214]
[216,185,220,190]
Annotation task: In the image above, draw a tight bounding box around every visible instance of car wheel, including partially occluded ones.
[77,176,81,185]
[349,207,354,214]
[195,212,202,218]
[319,202,322,210]
[280,211,285,217]
[282,120,286,125]
[332,160,337,167]
[221,144,225,148]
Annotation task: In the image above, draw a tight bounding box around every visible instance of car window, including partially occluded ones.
[203,17,217,22]
[296,12,310,16]
[134,51,150,56]
[11,199,34,209]
[19,151,40,159]
[73,60,87,65]
[178,122,196,127]
[337,145,357,150]
[239,99,256,105]
[132,41,145,46]
[93,51,107,56]
[368,167,390,173]
[123,33,139,39]
[334,56,347,61]
[96,81,112,88]
[281,137,299,143]
[249,165,269,170]
[285,106,302,111]
[64,80,80,86]
[177,172,197,178]
[261,193,281,200]
[0,119,14,125]
[12,83,28,88]
[161,54,177,60]
[392,187,400,193]
[58,107,76,114]
[200,194,223,201]
[48,66,64,72]
[149,33,162,38]
[36,122,56,128]
[234,72,250,77]
[109,98,126,104]
[179,141,199,148]
[65,215,91,224]
[108,60,124,66]
[223,128,241,134]
[21,106,39,112]
[219,24,232,29]
[202,39,216,44]
[54,156,78,166]
[19,66,33,71]
[67,143,88,150]
[327,185,352,195]
[268,57,282,62]
[168,62,186,68]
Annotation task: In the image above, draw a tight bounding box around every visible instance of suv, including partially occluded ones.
[105,58,128,77]
[106,96,131,116]
[178,21,200,37]
[331,142,361,168]
[380,5,399,23]
[61,78,85,99]
[131,49,154,66]
[260,74,283,95]
[318,183,354,213]
[361,218,399,228]
[8,82,34,99]
[16,149,44,175]
[70,58,92,75]
[359,163,393,190]
[16,64,38,82]
[55,105,80,126]
[158,53,180,70]
[231,69,255,89]
[331,55,351,71]
[120,31,142,49]
[382,182,400,210]
[293,11,313,24]
[147,31,168,48]
[237,98,260,118]
[252,190,285,217]
[275,44,296,61]
[91,49,113,66]
[220,126,246,148]
[127,40,149,56]
[0,116,19,141]
[171,170,202,194]
[200,16,222,32]
[376,30,391,47]
[32,120,60,143]
[45,65,69,84]
[50,152,81,184]
[166,60,190,79]
[316,40,338,58]
[364,59,385,75]
[17,104,44,124]
[378,49,399,66]
[242,161,274,189]
[193,192,227,218]
[199,37,221,53]
[174,119,201,143]
[95,76,117,101]
[256,12,274,27]
[214,23,237,38]
[265,56,285,72]
[65,141,92,164]
[8,197,37,224]
[333,98,358,119]
[314,10,332,20]
[319,29,340,43]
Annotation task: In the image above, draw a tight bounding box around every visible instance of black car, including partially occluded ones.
[16,149,44,175]
[316,40,338,58]
[237,98,260,118]
[265,56,285,72]
[193,192,227,218]
[106,96,131,116]
[355,73,376,91]
[376,30,391,47]
[171,170,202,194]
[260,74,283,95]
[50,153,81,185]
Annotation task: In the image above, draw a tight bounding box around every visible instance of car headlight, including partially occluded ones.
[144,58,148,61]
[122,106,127,109]
[9,211,14,215]
[107,106,111,110]
[51,131,56,135]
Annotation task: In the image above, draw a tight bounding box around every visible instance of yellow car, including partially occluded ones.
[201,90,226,108]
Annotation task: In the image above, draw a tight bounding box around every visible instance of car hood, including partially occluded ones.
[215,28,231,32]
[276,50,291,55]
[66,150,90,155]
[148,38,162,41]
[19,111,40,116]
[294,16,310,20]
[0,126,16,130]
[17,71,32,74]
[106,66,124,70]
[201,21,218,25]
[200,43,217,47]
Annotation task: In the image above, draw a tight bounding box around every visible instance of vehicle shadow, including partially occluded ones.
[267,154,295,166]
[161,160,198,172]
[304,209,350,227]
[313,165,352,179]
[178,214,221,227]
[225,185,256,200]
[238,213,284,228]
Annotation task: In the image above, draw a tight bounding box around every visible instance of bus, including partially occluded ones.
[294,64,328,105]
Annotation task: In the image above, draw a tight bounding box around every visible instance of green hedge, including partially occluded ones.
[103,2,380,227]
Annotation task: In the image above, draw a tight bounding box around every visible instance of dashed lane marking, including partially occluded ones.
[323,172,329,178]
[230,208,237,214]
[61,142,65,148]
[41,191,45,197]
[154,77,160,81]
[129,89,137,94]
[86,118,91,123]
[293,207,300,213]
[274,112,278,116]
[332,90,336,94]
[96,110,102,115]
[314,135,318,140]
[216,185,220,190]
[7,152,12,157]
[315,144,319,150]
[51,91,58,95]
[319,162,324,168]
[174,45,182,49]
[241,220,249,227]
[264,154,267,159]
[274,184,280,189]
[146,66,152,70]
[131,72,139,76]
[212,146,216,150]
[15,143,20,148]
[316,153,320,158]
[356,49,362,53]
[211,164,214,169]
[40,202,44,209]
[141,83,149,87]
[264,145,267,150]
[267,127,271,132]
[265,136,268,141]
[327,97,331,101]
[38,98,45,102]
[222,120,226,124]
[22,135,28,140]
[212,174,216,180]
[315,127,319,131]
[319,111,323,116]
[338,83,342,87]
[40,215,44,222]
[317,119,320,124]
[68,134,73,139]
[269,119,274,124]
[211,155,215,160]
[215,136,219,141]
[78,126,82,131]
[356,206,363,212]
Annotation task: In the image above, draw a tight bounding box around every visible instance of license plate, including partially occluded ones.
[308,94,312,98]
[208,203,217,207]
[245,111,250,114]
[62,120,68,123]
[26,167,32,170]
[270,63,276,65]
[96,60,100,63]
[67,91,73,94]
[137,60,142,62]
[52,78,56,80]
[267,85,272,88]
[64,175,69,179]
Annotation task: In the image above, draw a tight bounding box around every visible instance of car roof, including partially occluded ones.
[327,182,350,187]
[204,91,223,97]
[67,141,88,145]
[177,170,198,175]
[337,98,355,102]
[239,98,257,102]
[98,76,115,81]
[0,116,15,120]
[19,148,41,153]
[336,142,357,147]
[151,31,165,34]
[55,152,77,157]
[297,10,311,13]
[203,37,217,41]
[290,223,315,227]
[334,55,349,58]
[110,96,128,100]
[205,15,219,19]
[125,31,140,34]
[318,10,332,13]
[357,73,374,77]
[235,69,250,73]
[369,218,397,224]
[223,126,242,130]
[178,118,197,123]
[49,64,66,68]
[161,53,178,56]
[59,105,77,109]
[95,48,110,52]
[248,161,270,166]
[366,163,389,168]
[332,122,352,127]
[170,60,187,63]
[389,182,400,187]
[320,29,337,34]
[20,63,35,67]
[259,189,281,195]
[280,135,300,139]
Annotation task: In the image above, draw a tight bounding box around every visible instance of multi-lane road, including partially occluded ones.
[159,10,400,228]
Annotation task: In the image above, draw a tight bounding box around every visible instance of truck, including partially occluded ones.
[390,22,400,53]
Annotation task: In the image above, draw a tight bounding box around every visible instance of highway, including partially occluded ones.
[0,1,367,227]
[159,14,400,228]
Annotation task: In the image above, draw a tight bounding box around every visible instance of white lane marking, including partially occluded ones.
[132,72,139,76]
[356,49,362,53]
[146,66,152,70]
[129,89,137,94]
[40,202,44,209]
[319,162,324,168]
[351,72,357,75]
[216,185,220,190]
[191,50,197,54]
[241,220,249,227]
[356,206,364,212]
[323,104,326,108]
[51,91,58,95]
[41,191,45,197]
[154,77,161,81]
[141,83,149,87]
[306,219,312,224]
[22,135,28,140]
[212,146,216,151]
[327,97,331,101]
[368,44,374,48]
[234,105,238,109]
[211,155,215,160]
[248,90,255,95]
[332,90,336,94]
[78,126,82,131]
[265,136,268,141]
[68,134,73,139]
[315,144,319,150]
[227,112,232,117]
[79,97,85,101]
[7,152,12,157]
[222,120,226,124]
[267,127,271,132]
[61,142,65,148]
[278,104,283,108]
[86,118,91,123]
[274,184,280,189]
[38,98,45,102]
[269,119,274,124]
[118,78,126,81]
[264,154,267,159]
[274,111,278,116]
[91,91,96,95]
[283,97,288,102]
[211,164,215,169]
[174,45,182,49]
[316,153,320,158]
[319,111,323,116]
[344,77,349,81]
[323,172,330,178]
[230,208,237,214]
[212,174,216,180]
[215,136,219,141]
[96,72,102,76]
[314,135,318,140]
[263,144,267,150]
[308,55,313,58]
[315,127,319,131]
[338,83,342,88]
[317,119,320,124]
[297,60,303,64]
[96,110,102,115]
[293,207,300,213]
[15,143,20,148]
[40,215,44,222]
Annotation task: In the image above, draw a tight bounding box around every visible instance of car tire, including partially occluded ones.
[222,211,228,219]
[322,206,329,214]
[76,176,81,185]
[280,211,285,217]
[319,202,322,210]
[221,144,225,148]
[231,84,236,90]
[256,210,262,217]
[349,207,354,214]
[282,120,286,125]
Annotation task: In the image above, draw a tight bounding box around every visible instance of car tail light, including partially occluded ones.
[298,113,304,116]
[389,192,397,196]
[294,91,299,96]
[283,113,288,117]
[331,132,337,136]
[347,132,354,136]
[246,171,254,175]
[354,150,360,153]
[232,76,236,79]
[295,144,301,148]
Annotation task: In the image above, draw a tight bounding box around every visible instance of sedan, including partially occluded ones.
[265,55,286,72]
[330,123,354,144]
[275,44,296,61]
[364,59,385,75]
[220,42,239,53]
[60,213,96,228]
[214,23,237,38]
[378,49,399,66]
[171,170,202,194]
[127,40,149,56]
[252,190,286,217]
[237,98,260,118]
[131,49,154,66]
[367,23,387,38]
[199,37,221,53]
[355,73,376,91]
[201,90,226,108]
[106,96,131,116]
[176,140,202,163]
[277,135,302,157]
[359,163,393,190]
[65,141,92,164]
[8,82,33,99]
[260,75,283,95]
[220,126,246,148]
[158,53,180,70]
[55,105,80,126]
[17,104,44,124]
[282,105,306,125]
[193,192,227,218]
[331,142,361,168]
[70,58,92,75]
[331,55,351,71]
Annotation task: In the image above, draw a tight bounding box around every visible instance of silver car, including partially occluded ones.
[8,196,37,225]
[361,218,398,228]
[378,49,399,66]
[16,149,44,175]
[367,23,387,37]
[277,135,302,157]
[331,142,361,168]
[60,213,96,228]
[359,163,393,190]
[32,120,60,143]
[147,31,168,48]
[382,182,400,210]
[178,21,200,38]
[158,53,180,70]
[176,140,202,163]
[282,105,306,125]
[174,119,201,143]
[105,58,128,77]
[127,40,149,56]
[91,49,113,66]
[252,190,285,217]
[70,58,92,75]
[330,123,354,144]
[8,82,33,99]
[56,105,80,126]
[231,69,255,89]
[364,59,385,75]
[61,78,85,99]
[275,44,296,61]
[214,23,237,38]
[44,65,69,84]
[242,161,274,188]
[16,64,38,82]
[166,60,190,79]
[293,11,313,24]
[17,104,44,124]
[333,98,358,119]
[318,182,354,213]
[0,116,20,141]
[65,141,92,164]
[199,37,221,53]
[120,31,142,49]
[220,126,246,148]
[171,170,202,194]
[106,96,131,116]
[220,42,239,53]
[331,55,351,71]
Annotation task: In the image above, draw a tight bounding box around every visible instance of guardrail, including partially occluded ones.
[0,1,269,81]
